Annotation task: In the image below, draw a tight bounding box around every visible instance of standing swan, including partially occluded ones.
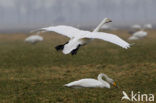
[32,18,130,55]
[64,73,117,88]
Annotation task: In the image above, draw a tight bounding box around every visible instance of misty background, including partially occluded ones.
[0,0,156,32]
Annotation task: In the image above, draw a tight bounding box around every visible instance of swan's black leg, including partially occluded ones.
[55,42,68,51]
[55,44,64,51]
[71,45,81,55]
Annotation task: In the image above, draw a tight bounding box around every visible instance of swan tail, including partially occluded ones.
[64,84,71,87]
[64,84,68,87]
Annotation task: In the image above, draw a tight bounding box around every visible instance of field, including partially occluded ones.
[0,30,156,103]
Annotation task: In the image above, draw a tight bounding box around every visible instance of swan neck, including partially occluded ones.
[98,74,108,81]
[97,74,110,88]
[93,19,107,32]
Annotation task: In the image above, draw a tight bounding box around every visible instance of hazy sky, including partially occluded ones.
[0,0,156,32]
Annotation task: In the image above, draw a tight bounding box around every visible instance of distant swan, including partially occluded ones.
[128,24,142,35]
[144,24,152,29]
[32,18,130,55]
[129,24,148,40]
[25,35,43,44]
[131,24,141,30]
[129,23,152,40]
[64,73,117,88]
[128,30,147,40]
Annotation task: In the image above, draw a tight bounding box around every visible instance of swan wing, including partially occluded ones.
[64,79,102,88]
[83,32,130,49]
[31,25,83,38]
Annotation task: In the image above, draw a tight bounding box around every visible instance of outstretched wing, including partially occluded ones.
[83,32,130,49]
[31,25,82,38]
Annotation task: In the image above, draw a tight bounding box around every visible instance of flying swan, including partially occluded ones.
[64,73,117,88]
[32,18,130,55]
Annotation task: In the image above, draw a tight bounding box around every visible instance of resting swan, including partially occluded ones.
[129,25,148,40]
[129,23,152,40]
[64,73,117,88]
[128,30,147,40]
[32,18,130,55]
[25,35,43,44]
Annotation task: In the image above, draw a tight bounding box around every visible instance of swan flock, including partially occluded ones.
[129,24,152,40]
[32,18,130,55]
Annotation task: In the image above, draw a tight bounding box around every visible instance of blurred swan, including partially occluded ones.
[128,24,141,35]
[131,24,141,30]
[128,30,147,40]
[101,24,118,31]
[64,73,117,88]
[101,24,110,30]
[128,23,152,40]
[32,18,130,55]
[129,24,149,41]
[144,24,152,29]
[25,35,43,44]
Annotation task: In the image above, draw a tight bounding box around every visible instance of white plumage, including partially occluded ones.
[64,73,117,88]
[131,24,141,30]
[129,23,152,40]
[101,24,110,30]
[144,24,152,29]
[32,18,130,55]
[25,35,43,44]
[128,30,147,40]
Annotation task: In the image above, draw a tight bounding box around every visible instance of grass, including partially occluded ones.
[0,30,156,103]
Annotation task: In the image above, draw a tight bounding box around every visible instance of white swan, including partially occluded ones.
[129,24,148,40]
[64,73,117,88]
[128,30,147,40]
[101,24,110,30]
[131,24,141,30]
[101,24,117,30]
[25,35,43,44]
[144,24,152,29]
[32,18,130,55]
[129,23,152,40]
[128,24,141,35]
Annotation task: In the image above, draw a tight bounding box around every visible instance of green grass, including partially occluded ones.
[0,31,156,103]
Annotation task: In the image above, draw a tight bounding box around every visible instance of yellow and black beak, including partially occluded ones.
[113,82,118,88]
[109,19,112,22]
[107,19,112,23]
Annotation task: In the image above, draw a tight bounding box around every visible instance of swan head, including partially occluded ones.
[103,18,112,23]
[106,76,117,87]
[98,73,117,87]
